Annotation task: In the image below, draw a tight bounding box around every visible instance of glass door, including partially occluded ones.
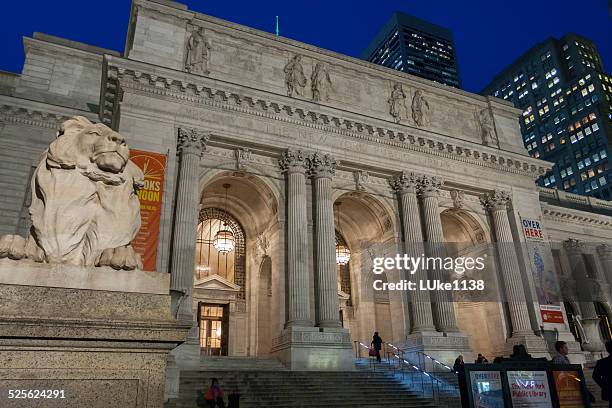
[198,304,228,356]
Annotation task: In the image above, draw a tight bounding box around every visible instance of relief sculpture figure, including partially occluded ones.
[388,83,407,123]
[411,89,429,127]
[284,54,307,97]
[185,26,211,75]
[0,116,144,270]
[477,107,498,146]
[311,61,332,102]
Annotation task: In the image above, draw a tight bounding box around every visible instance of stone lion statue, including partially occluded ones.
[0,116,144,270]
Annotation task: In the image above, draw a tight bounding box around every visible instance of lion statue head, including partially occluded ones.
[0,116,145,270]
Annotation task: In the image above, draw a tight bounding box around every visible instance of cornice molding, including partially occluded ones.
[102,60,551,179]
[541,204,612,227]
[0,103,95,129]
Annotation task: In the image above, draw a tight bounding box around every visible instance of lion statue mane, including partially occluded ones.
[0,116,145,270]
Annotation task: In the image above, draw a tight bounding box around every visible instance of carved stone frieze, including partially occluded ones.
[103,64,552,179]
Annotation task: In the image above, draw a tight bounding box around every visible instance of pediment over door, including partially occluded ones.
[194,274,241,292]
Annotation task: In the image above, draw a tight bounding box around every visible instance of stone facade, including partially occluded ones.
[2,0,612,381]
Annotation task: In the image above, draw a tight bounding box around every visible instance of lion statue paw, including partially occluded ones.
[0,234,45,262]
[97,245,143,271]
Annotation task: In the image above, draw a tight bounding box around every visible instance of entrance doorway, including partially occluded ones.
[198,303,229,356]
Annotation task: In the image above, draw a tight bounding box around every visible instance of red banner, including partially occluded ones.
[130,149,167,271]
[541,304,565,323]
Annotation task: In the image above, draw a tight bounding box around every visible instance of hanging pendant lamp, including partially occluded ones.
[335,202,351,265]
[213,184,235,254]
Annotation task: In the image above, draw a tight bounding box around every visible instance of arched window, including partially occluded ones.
[195,208,246,299]
[335,231,351,305]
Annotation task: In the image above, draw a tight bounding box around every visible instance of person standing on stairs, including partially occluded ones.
[593,340,612,407]
[371,332,383,363]
[204,378,226,408]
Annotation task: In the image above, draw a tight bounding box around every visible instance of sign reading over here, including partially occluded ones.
[130,149,167,271]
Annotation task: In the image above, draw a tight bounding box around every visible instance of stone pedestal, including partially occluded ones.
[402,331,472,369]
[271,326,354,371]
[0,259,190,408]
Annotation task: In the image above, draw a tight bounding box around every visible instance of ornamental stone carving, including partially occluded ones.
[411,90,430,127]
[311,61,332,102]
[0,116,144,270]
[476,107,498,147]
[480,190,511,211]
[177,128,209,156]
[563,238,583,252]
[451,190,465,209]
[597,243,612,259]
[235,147,251,170]
[184,26,211,75]
[390,171,419,193]
[417,175,443,197]
[388,83,408,123]
[283,54,307,97]
[353,170,369,191]
[307,152,337,178]
[279,148,309,173]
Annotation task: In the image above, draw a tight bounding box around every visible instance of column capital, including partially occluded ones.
[597,243,612,259]
[308,152,337,179]
[563,238,584,252]
[279,148,309,174]
[177,128,209,156]
[417,174,443,197]
[480,190,511,211]
[390,171,419,194]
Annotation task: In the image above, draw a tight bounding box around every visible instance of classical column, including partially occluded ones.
[564,239,604,352]
[390,171,435,333]
[418,175,458,333]
[171,128,209,321]
[597,244,612,296]
[279,149,312,327]
[309,152,342,328]
[480,190,532,335]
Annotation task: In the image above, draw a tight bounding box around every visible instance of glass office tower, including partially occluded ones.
[482,34,612,200]
[361,12,461,88]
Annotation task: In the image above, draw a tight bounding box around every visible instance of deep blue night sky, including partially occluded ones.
[1,0,610,93]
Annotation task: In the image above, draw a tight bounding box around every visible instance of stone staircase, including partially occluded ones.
[166,356,441,407]
[355,358,461,408]
[583,365,607,408]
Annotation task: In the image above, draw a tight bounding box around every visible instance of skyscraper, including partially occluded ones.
[361,12,461,88]
[482,34,612,200]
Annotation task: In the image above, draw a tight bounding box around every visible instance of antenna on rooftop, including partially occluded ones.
[275,16,279,37]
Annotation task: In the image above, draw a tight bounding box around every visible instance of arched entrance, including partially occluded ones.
[195,171,280,357]
[333,192,399,344]
[595,302,612,342]
[441,209,506,359]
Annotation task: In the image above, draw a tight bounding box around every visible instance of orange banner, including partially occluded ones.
[553,371,584,408]
[130,149,167,271]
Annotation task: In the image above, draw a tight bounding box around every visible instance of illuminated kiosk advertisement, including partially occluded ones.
[464,362,590,408]
[507,370,552,407]
[470,370,504,408]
